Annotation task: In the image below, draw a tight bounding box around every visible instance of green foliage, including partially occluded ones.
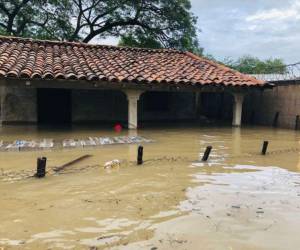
[119,0,202,54]
[0,0,73,40]
[203,54,287,74]
[119,32,163,49]
[224,55,287,74]
[0,0,202,53]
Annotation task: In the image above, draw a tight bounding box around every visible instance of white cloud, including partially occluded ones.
[246,0,300,21]
[96,0,300,63]
[191,0,300,63]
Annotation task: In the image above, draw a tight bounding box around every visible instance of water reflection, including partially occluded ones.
[232,127,241,155]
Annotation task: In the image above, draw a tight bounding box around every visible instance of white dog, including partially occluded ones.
[104,159,121,169]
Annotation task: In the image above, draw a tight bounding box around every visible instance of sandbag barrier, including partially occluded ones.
[0,136,153,152]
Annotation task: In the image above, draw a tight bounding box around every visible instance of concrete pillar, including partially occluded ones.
[232,92,245,127]
[124,90,143,129]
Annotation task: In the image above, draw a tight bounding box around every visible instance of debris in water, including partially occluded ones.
[114,123,122,133]
[53,155,92,172]
[62,139,82,148]
[0,136,153,152]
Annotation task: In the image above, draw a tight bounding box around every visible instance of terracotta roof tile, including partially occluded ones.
[0,35,267,87]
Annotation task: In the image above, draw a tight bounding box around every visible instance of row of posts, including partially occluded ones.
[35,142,272,178]
[201,141,269,162]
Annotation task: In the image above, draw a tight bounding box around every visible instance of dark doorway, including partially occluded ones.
[141,92,170,112]
[37,88,71,125]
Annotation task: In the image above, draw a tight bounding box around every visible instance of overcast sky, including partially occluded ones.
[99,0,300,64]
[192,0,300,63]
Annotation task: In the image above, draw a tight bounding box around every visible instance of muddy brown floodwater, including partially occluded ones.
[1,125,300,250]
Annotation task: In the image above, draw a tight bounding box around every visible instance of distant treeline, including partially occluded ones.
[205,55,286,74]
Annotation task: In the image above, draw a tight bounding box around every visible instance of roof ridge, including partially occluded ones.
[0,35,182,54]
[185,51,265,84]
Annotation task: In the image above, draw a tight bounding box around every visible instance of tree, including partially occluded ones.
[117,0,202,53]
[0,0,201,53]
[224,56,286,74]
[203,54,287,74]
[0,0,72,40]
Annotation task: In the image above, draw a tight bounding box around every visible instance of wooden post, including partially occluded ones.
[295,115,299,130]
[261,141,269,155]
[202,146,212,161]
[137,146,143,165]
[273,112,279,128]
[36,157,47,178]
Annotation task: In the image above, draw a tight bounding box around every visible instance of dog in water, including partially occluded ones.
[104,159,121,169]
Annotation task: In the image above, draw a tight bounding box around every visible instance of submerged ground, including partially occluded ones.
[0,125,300,249]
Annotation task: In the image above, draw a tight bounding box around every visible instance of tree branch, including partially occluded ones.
[6,0,32,34]
[82,18,153,43]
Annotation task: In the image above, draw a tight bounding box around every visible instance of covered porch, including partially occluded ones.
[0,78,252,129]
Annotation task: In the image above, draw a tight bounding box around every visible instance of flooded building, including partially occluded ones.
[0,36,270,128]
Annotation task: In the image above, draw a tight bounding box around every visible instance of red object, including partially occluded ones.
[114,123,122,133]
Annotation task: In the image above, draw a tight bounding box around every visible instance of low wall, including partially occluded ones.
[244,85,300,129]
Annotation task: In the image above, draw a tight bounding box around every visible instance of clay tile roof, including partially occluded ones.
[0,35,268,88]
